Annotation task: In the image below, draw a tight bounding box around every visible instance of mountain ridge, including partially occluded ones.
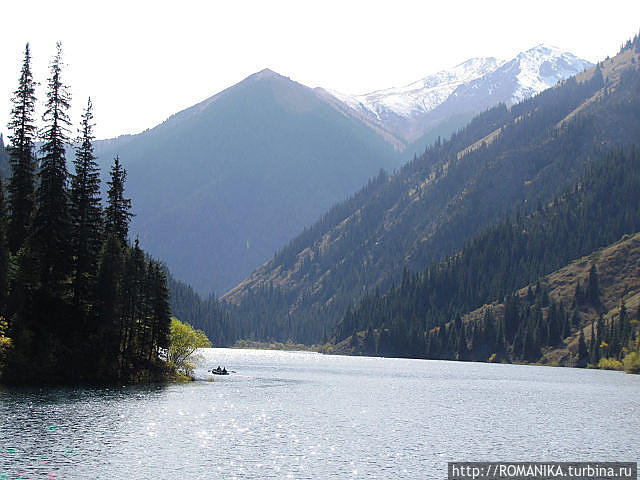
[91,44,593,298]
[221,42,640,346]
[93,68,402,296]
[326,44,592,144]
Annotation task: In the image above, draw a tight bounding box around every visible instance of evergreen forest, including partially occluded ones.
[0,43,172,384]
[185,35,640,373]
[335,148,640,366]
[4,35,640,382]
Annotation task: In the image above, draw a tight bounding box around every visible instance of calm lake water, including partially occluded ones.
[1,348,639,479]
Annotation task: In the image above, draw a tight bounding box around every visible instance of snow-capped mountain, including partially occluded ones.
[330,57,504,122]
[327,44,593,144]
[508,44,593,103]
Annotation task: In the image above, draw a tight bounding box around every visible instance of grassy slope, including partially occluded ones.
[463,232,640,366]
[331,232,640,364]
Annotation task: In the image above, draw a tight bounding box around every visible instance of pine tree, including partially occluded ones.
[95,234,124,379]
[596,315,604,359]
[560,302,570,338]
[7,43,38,254]
[589,321,598,365]
[573,280,584,307]
[119,239,146,375]
[586,264,601,308]
[577,330,588,367]
[33,42,72,296]
[0,178,9,312]
[619,301,630,343]
[148,262,171,361]
[350,329,359,348]
[70,98,103,309]
[104,156,133,245]
[363,325,376,354]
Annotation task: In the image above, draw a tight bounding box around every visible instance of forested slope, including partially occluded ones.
[336,147,640,364]
[220,40,640,346]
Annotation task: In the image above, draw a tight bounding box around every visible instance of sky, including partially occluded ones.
[1,0,639,140]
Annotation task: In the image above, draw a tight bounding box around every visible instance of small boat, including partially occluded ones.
[209,367,230,375]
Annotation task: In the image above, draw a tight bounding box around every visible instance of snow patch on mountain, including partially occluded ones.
[332,45,592,125]
[331,57,504,121]
[510,44,593,103]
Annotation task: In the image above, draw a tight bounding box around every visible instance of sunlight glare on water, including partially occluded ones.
[1,348,639,479]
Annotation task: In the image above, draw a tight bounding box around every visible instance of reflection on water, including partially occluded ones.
[1,349,639,479]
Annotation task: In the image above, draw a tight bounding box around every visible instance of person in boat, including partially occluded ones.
[222,367,227,374]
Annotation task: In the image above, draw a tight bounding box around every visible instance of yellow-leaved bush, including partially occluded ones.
[167,317,212,376]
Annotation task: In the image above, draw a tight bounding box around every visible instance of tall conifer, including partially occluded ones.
[95,234,124,379]
[150,262,171,356]
[70,98,103,309]
[586,264,601,308]
[104,156,133,246]
[0,178,9,312]
[34,41,72,296]
[7,43,37,254]
[119,239,145,375]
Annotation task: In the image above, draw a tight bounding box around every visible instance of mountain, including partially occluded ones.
[89,45,589,298]
[327,57,503,142]
[336,229,640,369]
[334,147,640,362]
[94,69,402,296]
[0,135,10,179]
[221,39,640,346]
[326,45,592,145]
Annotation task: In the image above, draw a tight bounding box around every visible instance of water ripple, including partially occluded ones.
[1,349,639,479]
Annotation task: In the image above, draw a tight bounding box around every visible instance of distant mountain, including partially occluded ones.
[94,69,402,296]
[86,46,590,298]
[0,134,10,179]
[327,57,503,142]
[326,45,592,145]
[221,41,640,346]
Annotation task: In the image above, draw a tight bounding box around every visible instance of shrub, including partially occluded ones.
[167,317,212,376]
[597,357,623,371]
[622,351,640,374]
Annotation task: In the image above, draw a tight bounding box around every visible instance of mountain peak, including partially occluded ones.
[248,68,289,82]
[327,44,593,142]
[329,56,503,127]
[525,43,564,55]
[510,44,593,103]
[255,67,278,76]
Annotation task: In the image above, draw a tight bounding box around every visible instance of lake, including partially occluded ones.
[1,348,638,479]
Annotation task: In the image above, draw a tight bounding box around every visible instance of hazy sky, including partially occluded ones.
[1,0,639,140]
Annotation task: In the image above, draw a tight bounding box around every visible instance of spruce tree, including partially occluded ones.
[0,178,9,312]
[147,261,171,361]
[70,98,103,309]
[104,156,133,246]
[586,264,601,308]
[577,330,588,367]
[7,43,38,254]
[119,239,146,374]
[33,41,72,296]
[95,233,124,379]
[589,321,598,365]
[363,325,375,354]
